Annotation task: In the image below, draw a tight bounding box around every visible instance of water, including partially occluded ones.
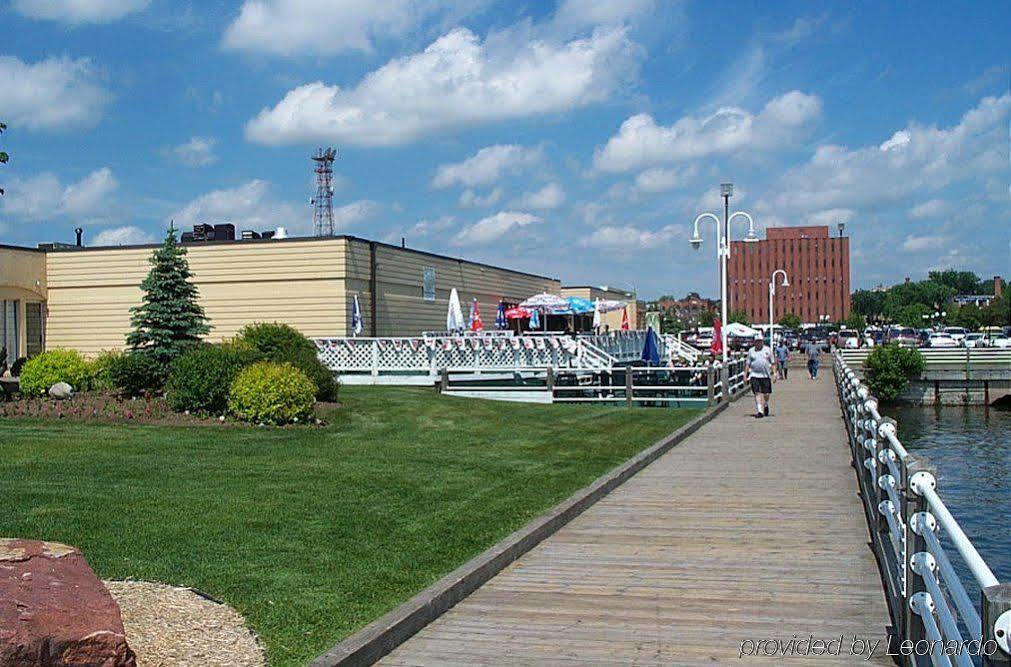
[889,405,1011,597]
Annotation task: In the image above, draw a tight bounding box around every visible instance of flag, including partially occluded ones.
[620,306,630,330]
[711,317,723,355]
[495,301,508,329]
[530,308,541,329]
[470,299,484,331]
[352,294,363,336]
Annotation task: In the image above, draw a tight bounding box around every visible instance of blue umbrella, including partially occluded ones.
[641,327,660,366]
[563,296,595,314]
[495,301,508,329]
[530,308,541,329]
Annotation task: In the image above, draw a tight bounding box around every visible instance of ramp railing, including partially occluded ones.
[834,353,1011,666]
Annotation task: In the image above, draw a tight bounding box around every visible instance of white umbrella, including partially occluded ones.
[520,293,568,309]
[447,288,465,332]
[595,298,626,313]
[592,299,602,329]
[351,294,363,336]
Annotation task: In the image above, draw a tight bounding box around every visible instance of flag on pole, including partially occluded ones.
[470,299,484,331]
[711,317,723,355]
[620,306,630,330]
[495,301,508,329]
[352,294,364,336]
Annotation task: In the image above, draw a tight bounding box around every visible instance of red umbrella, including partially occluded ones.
[505,306,531,319]
[470,299,484,331]
[620,306,630,330]
[711,317,723,355]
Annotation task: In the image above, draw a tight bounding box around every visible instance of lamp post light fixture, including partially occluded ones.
[690,195,759,364]
[837,221,846,238]
[769,269,790,344]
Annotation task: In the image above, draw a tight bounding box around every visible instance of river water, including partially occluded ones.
[889,405,1011,597]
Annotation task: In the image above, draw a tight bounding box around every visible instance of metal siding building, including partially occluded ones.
[727,225,850,324]
[1,236,559,358]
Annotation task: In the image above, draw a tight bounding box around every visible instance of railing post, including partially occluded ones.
[625,369,633,408]
[439,367,449,393]
[706,367,715,406]
[902,453,937,660]
[371,340,380,377]
[721,364,730,402]
[546,366,554,394]
[982,584,1011,666]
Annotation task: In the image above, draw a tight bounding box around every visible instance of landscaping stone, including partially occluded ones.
[0,538,136,667]
[48,382,74,399]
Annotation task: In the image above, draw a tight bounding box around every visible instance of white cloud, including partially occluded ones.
[514,183,565,209]
[410,216,455,236]
[908,199,949,220]
[459,188,503,208]
[806,208,854,227]
[433,145,542,188]
[2,168,118,220]
[551,0,655,34]
[579,224,683,251]
[593,90,822,172]
[245,26,639,146]
[92,225,156,246]
[165,137,218,167]
[169,180,378,236]
[0,56,110,131]
[634,167,686,193]
[222,0,480,56]
[12,0,148,23]
[902,235,945,253]
[453,211,540,246]
[762,93,1011,215]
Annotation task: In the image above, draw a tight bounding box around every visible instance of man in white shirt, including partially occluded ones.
[745,337,776,418]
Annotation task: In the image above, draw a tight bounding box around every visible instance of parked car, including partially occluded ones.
[837,329,860,349]
[963,333,987,348]
[943,327,968,344]
[801,332,830,352]
[927,332,958,348]
[992,336,1011,349]
[889,327,919,347]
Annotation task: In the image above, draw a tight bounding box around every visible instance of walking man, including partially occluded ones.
[774,337,790,379]
[745,337,776,418]
[805,339,821,379]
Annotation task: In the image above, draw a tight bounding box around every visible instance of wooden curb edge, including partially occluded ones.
[311,399,731,667]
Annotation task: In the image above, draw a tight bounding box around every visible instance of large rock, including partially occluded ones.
[0,539,136,666]
[48,383,73,400]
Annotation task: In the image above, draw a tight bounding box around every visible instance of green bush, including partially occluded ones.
[864,343,926,402]
[228,361,316,425]
[89,350,122,391]
[19,349,92,395]
[107,352,166,397]
[166,343,263,414]
[235,323,337,401]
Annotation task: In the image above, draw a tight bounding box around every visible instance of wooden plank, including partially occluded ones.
[381,373,893,665]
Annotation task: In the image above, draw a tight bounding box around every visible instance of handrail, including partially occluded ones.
[834,352,1009,666]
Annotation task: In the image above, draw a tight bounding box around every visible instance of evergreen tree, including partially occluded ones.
[127,225,210,365]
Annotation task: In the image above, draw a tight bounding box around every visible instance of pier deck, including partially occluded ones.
[381,368,893,664]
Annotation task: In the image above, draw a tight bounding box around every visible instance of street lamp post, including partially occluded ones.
[769,269,790,344]
[691,192,759,364]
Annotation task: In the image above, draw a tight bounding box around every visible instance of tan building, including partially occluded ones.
[560,285,638,331]
[0,236,559,361]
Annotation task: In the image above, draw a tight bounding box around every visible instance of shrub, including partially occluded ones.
[864,343,926,402]
[166,343,263,414]
[228,361,316,425]
[236,323,337,401]
[10,357,27,377]
[107,352,166,397]
[89,350,122,391]
[19,349,92,396]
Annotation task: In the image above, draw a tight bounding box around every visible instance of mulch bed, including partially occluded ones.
[0,391,337,426]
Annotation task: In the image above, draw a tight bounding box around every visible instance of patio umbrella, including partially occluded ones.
[592,300,602,330]
[351,294,364,337]
[504,306,530,319]
[595,298,625,313]
[470,299,484,332]
[530,308,541,329]
[495,301,508,329]
[620,306,630,330]
[447,288,465,332]
[520,293,568,310]
[563,296,595,314]
[641,327,660,365]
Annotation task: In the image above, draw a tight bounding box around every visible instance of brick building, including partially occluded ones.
[728,225,850,324]
[655,292,718,325]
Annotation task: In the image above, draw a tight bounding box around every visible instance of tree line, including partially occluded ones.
[851,270,1008,329]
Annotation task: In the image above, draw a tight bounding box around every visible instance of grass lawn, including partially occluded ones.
[0,387,699,665]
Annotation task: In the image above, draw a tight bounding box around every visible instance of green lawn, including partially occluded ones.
[0,387,698,665]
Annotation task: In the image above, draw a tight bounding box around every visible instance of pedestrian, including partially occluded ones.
[774,337,790,379]
[805,338,821,379]
[745,337,775,418]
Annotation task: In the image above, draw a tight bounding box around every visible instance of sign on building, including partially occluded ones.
[423,267,436,301]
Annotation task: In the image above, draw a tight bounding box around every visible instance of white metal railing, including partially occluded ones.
[834,353,1010,666]
[839,347,1011,370]
[663,333,702,364]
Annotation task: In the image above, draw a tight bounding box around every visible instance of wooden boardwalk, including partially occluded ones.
[381,367,894,665]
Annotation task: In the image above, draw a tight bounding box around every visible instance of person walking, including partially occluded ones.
[774,338,790,379]
[804,339,821,379]
[745,337,776,418]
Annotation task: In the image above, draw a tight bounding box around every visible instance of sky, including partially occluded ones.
[1,0,1009,299]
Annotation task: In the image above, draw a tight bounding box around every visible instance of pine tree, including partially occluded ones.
[127,224,210,365]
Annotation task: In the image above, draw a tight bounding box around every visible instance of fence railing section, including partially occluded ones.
[440,356,747,407]
[839,347,1011,371]
[316,331,686,384]
[834,353,1011,666]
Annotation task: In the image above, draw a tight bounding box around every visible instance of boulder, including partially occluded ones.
[0,539,136,666]
[48,383,74,400]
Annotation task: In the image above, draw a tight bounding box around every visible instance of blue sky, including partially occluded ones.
[1,0,1008,298]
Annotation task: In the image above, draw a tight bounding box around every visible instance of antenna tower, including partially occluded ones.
[311,147,337,237]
